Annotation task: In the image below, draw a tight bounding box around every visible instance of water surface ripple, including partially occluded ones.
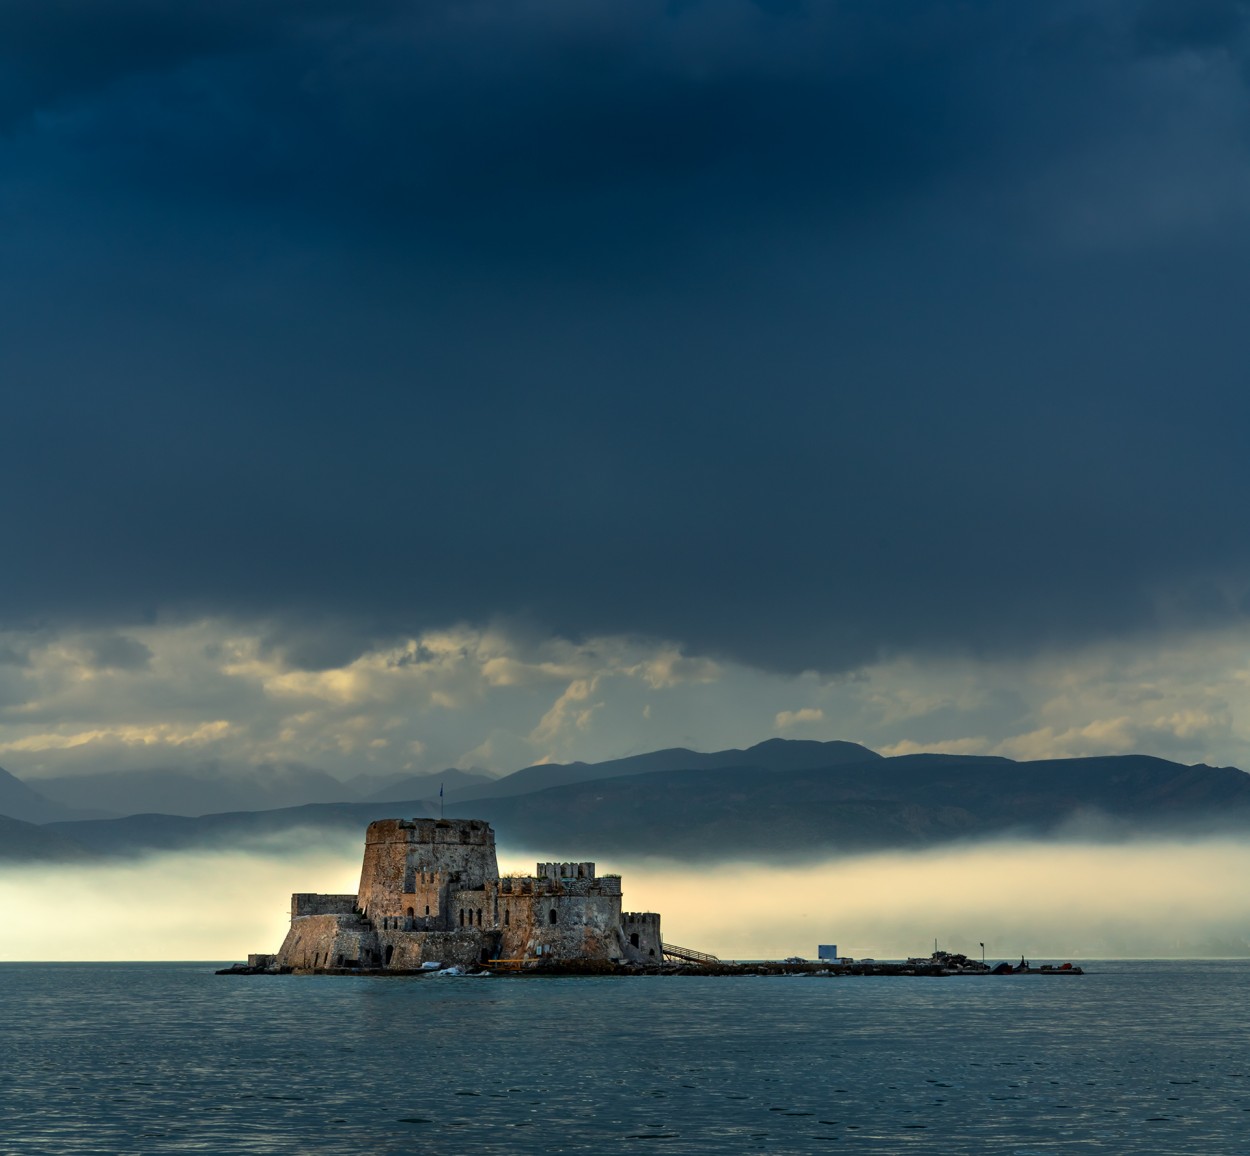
[1,961,1247,1153]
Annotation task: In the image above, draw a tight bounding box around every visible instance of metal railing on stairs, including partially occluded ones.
[661,942,720,964]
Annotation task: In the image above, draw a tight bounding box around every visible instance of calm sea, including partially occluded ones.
[1,961,1247,1153]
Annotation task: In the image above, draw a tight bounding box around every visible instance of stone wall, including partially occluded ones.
[291,893,357,918]
[398,870,446,925]
[451,886,496,933]
[499,889,626,962]
[375,928,501,969]
[356,818,498,921]
[277,913,377,970]
[621,911,663,962]
[499,875,622,898]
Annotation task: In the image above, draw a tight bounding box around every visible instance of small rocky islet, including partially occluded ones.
[218,816,1082,979]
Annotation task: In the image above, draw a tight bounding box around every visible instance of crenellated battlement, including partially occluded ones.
[500,872,620,898]
[365,818,495,846]
[536,861,597,881]
[292,894,357,918]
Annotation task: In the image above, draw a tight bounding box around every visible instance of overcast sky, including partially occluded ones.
[5,0,1250,781]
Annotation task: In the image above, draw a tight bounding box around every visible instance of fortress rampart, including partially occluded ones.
[267,818,662,971]
[291,894,357,918]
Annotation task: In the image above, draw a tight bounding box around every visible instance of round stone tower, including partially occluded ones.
[356,818,499,925]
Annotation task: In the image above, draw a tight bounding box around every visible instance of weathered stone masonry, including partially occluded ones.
[269,818,663,971]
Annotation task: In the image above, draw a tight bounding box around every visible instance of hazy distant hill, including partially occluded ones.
[366,767,496,803]
[41,799,440,856]
[31,761,359,818]
[448,752,1250,859]
[447,738,881,802]
[0,766,88,824]
[33,746,1250,862]
[3,740,877,826]
[0,813,96,860]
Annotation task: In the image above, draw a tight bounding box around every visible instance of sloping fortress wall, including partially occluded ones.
[271,818,662,971]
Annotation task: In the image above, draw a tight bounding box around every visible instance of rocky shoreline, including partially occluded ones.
[218,952,1084,979]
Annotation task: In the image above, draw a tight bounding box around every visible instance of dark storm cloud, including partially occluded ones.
[1134,0,1249,52]
[82,634,153,672]
[0,647,28,668]
[3,0,1250,671]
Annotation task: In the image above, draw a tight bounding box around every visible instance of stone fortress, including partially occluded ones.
[261,818,664,971]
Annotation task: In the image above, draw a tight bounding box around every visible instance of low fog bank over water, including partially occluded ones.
[0,830,364,962]
[4,837,1250,961]
[621,840,1250,963]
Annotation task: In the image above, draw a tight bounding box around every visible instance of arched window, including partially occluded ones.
[406,907,414,919]
[476,908,482,927]
[504,909,510,926]
[425,905,430,916]
[459,909,465,927]
[630,933,640,948]
[549,908,558,925]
